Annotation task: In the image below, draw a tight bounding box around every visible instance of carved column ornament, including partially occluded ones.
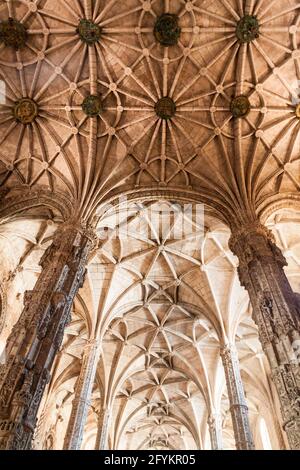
[229,221,300,450]
[63,339,100,450]
[0,221,95,450]
[221,344,255,450]
[208,412,223,450]
[95,408,111,450]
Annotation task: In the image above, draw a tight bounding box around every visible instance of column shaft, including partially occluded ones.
[230,222,300,449]
[0,222,93,450]
[63,340,100,450]
[95,408,111,450]
[208,412,223,450]
[221,345,255,450]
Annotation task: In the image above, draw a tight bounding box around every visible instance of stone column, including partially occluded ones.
[0,221,94,450]
[95,408,111,450]
[221,344,255,450]
[63,339,100,450]
[229,221,300,450]
[208,412,223,450]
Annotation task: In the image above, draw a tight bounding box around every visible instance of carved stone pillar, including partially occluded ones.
[229,221,300,450]
[95,408,111,450]
[208,412,223,450]
[63,339,100,450]
[221,344,255,450]
[0,221,94,450]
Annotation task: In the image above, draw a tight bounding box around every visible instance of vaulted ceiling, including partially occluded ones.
[0,0,300,451]
[0,0,299,222]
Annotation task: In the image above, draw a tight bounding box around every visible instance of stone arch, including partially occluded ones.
[92,186,232,227]
[258,193,300,224]
[0,188,74,223]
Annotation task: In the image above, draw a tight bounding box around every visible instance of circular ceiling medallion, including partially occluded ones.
[236,15,260,43]
[154,14,181,46]
[296,104,300,119]
[77,19,101,45]
[82,95,102,117]
[0,18,27,50]
[230,95,251,118]
[155,97,176,120]
[13,98,38,124]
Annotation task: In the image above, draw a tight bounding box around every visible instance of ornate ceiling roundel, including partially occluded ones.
[0,0,300,451]
[0,0,298,221]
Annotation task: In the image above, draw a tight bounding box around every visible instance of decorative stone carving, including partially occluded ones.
[236,16,259,43]
[0,222,94,450]
[230,96,251,118]
[13,98,38,124]
[0,18,27,49]
[220,344,255,450]
[229,221,300,449]
[208,412,223,450]
[77,19,101,45]
[95,408,111,450]
[155,97,176,120]
[44,433,54,450]
[82,95,102,117]
[63,339,100,450]
[154,14,181,46]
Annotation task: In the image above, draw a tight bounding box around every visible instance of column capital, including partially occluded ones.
[83,338,99,355]
[220,342,237,355]
[207,411,221,426]
[229,221,286,267]
[220,343,240,366]
[54,219,97,242]
[229,220,273,242]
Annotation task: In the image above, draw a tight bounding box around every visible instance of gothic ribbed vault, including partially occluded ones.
[0,0,300,451]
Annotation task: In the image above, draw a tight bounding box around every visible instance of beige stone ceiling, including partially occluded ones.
[2,204,298,449]
[0,0,300,450]
[0,0,299,222]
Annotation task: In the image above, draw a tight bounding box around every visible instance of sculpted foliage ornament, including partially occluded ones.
[236,15,260,43]
[154,14,181,46]
[82,95,103,117]
[155,97,176,120]
[230,96,251,118]
[13,99,39,125]
[0,18,27,50]
[77,19,101,45]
